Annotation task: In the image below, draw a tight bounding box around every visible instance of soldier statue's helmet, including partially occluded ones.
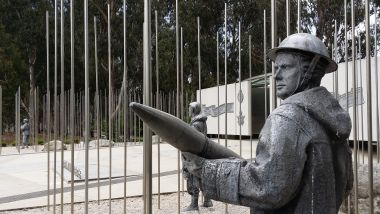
[23,118,28,123]
[189,102,201,115]
[267,33,338,73]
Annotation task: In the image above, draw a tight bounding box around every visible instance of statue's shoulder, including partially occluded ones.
[272,103,309,119]
[270,103,314,133]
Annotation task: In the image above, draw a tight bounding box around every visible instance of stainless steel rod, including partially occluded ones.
[107,3,112,213]
[143,0,153,212]
[238,22,242,157]
[224,3,228,213]
[374,7,380,164]
[359,41,364,164]
[94,15,100,204]
[53,0,58,211]
[84,0,89,212]
[344,1,350,210]
[217,33,220,145]
[46,11,51,210]
[175,1,180,213]
[297,0,301,33]
[351,0,358,211]
[264,10,267,119]
[224,3,227,148]
[286,0,290,36]
[198,17,201,105]
[181,27,184,121]
[60,0,65,211]
[123,0,128,212]
[365,1,374,212]
[180,26,185,193]
[271,0,277,110]
[249,35,252,160]
[0,86,1,155]
[334,20,338,98]
[155,10,161,209]
[70,0,75,211]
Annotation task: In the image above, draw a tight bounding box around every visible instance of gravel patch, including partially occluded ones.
[2,193,250,214]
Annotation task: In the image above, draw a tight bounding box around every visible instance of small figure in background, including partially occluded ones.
[21,118,30,149]
[182,102,213,211]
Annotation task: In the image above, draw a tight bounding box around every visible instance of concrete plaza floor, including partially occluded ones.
[0,138,257,211]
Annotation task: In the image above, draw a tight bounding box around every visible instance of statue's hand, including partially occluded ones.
[182,152,205,178]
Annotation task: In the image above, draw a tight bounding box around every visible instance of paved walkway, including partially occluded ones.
[0,138,258,211]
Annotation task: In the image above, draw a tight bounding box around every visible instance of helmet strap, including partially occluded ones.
[296,55,320,93]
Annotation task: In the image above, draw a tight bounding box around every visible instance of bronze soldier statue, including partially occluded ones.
[131,33,353,214]
[182,102,213,211]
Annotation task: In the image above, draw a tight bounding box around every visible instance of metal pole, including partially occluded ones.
[224,3,227,148]
[53,0,58,211]
[297,0,301,33]
[352,1,359,211]
[60,0,65,211]
[45,11,51,210]
[70,0,75,211]
[238,22,242,157]
[264,10,267,119]
[175,1,180,213]
[107,3,112,213]
[359,41,364,164]
[344,1,350,209]
[84,0,89,212]
[224,3,228,213]
[181,26,185,193]
[143,0,152,212]
[271,0,277,110]
[123,0,129,212]
[286,0,290,36]
[181,27,184,120]
[334,20,338,99]
[365,1,374,212]
[155,10,161,209]
[94,16,100,204]
[198,17,201,105]
[374,7,380,163]
[217,33,220,144]
[0,86,1,155]
[249,35,252,160]
[345,1,348,112]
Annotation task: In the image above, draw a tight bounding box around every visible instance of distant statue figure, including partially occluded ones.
[182,102,213,211]
[21,118,30,149]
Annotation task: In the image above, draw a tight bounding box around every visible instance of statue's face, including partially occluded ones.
[188,106,194,117]
[274,52,304,100]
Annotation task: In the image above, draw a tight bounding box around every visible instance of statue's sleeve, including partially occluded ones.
[191,121,203,133]
[200,113,312,210]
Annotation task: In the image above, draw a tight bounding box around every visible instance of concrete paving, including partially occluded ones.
[0,138,258,211]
